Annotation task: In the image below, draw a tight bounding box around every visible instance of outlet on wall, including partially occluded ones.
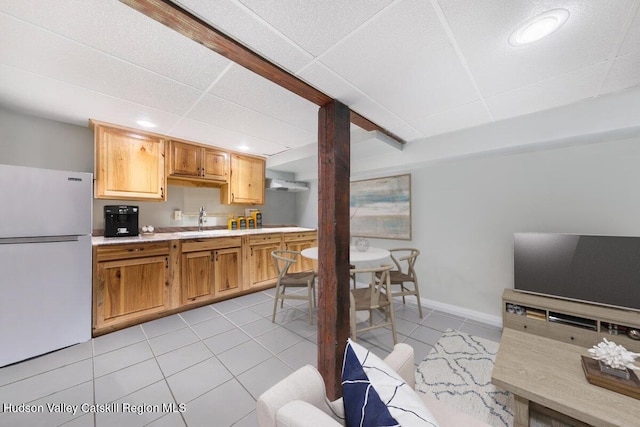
[173,210,182,221]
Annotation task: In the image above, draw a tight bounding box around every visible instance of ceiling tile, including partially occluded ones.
[169,117,286,156]
[0,64,182,131]
[386,122,424,142]
[601,51,640,95]
[186,93,313,146]
[299,62,414,137]
[297,61,361,103]
[409,102,493,138]
[0,0,231,90]
[319,0,478,121]
[0,14,203,116]
[438,0,636,97]
[486,62,608,120]
[174,0,312,73]
[210,64,318,134]
[349,98,406,130]
[618,5,640,56]
[236,0,393,56]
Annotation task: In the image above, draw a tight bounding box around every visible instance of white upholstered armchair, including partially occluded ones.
[256,343,491,427]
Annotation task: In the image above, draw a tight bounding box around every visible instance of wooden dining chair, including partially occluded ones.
[384,248,423,318]
[271,250,317,324]
[349,264,397,345]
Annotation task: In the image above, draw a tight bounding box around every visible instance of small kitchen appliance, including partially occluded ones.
[104,205,139,237]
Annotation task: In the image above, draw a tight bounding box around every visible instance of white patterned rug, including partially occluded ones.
[415,329,514,427]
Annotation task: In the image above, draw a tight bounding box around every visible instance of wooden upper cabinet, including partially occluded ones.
[222,153,265,205]
[169,141,228,183]
[91,120,167,201]
[170,141,200,178]
[202,148,227,181]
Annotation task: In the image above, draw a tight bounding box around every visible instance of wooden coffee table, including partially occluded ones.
[492,328,640,427]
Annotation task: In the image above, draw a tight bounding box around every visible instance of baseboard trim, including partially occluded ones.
[419,298,503,329]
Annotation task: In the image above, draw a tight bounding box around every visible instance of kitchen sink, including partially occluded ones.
[177,230,230,238]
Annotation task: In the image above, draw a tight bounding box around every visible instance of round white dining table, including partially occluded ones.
[300,246,390,262]
[301,246,391,324]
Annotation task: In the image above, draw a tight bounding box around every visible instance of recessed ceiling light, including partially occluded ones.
[136,120,157,128]
[508,9,569,47]
[238,145,250,152]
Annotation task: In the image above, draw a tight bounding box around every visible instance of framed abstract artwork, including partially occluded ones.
[350,174,411,240]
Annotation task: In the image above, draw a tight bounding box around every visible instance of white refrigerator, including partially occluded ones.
[0,164,92,367]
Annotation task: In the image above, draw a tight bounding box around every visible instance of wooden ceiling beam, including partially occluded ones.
[119,0,405,146]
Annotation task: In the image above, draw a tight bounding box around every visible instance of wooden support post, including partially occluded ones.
[317,100,351,400]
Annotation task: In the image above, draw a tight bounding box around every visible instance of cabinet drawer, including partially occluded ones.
[96,241,170,261]
[283,231,317,242]
[546,323,598,348]
[182,237,242,253]
[249,233,282,245]
[599,332,640,353]
[503,313,549,336]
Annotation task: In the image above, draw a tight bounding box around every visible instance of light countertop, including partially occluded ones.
[92,227,316,246]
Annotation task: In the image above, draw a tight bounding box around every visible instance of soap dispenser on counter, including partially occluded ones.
[253,209,262,228]
[227,214,237,230]
[245,208,262,229]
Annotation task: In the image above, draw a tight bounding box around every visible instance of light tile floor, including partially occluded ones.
[0,289,502,427]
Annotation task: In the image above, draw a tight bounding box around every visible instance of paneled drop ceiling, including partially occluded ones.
[1,0,639,179]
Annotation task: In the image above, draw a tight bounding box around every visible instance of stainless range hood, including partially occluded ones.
[266,178,309,192]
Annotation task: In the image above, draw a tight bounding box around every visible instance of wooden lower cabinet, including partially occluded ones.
[214,247,242,296]
[93,242,170,335]
[181,238,242,304]
[92,231,317,336]
[248,234,283,288]
[284,231,318,274]
[182,251,215,303]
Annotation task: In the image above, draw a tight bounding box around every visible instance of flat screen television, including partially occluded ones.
[514,233,640,312]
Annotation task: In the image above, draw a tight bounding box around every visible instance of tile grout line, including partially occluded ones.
[0,289,501,427]
[140,320,190,427]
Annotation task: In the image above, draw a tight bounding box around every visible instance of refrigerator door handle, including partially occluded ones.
[0,235,80,245]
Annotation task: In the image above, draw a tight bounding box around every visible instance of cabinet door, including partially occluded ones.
[181,250,215,304]
[97,256,168,323]
[214,247,242,296]
[202,148,228,181]
[170,141,201,177]
[226,154,265,204]
[284,232,318,274]
[285,239,317,274]
[250,242,281,287]
[94,125,166,201]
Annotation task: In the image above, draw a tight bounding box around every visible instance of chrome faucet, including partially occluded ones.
[198,206,206,231]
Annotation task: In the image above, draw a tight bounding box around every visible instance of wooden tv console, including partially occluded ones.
[502,288,640,353]
[493,289,640,427]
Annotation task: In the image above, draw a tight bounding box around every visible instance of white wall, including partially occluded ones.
[300,136,640,321]
[0,107,93,173]
[0,108,298,230]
